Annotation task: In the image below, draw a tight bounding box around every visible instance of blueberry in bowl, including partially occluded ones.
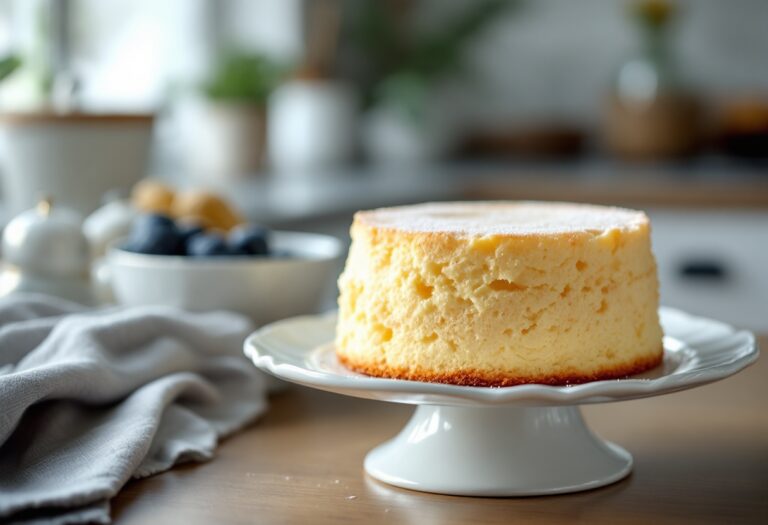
[123,213,183,255]
[122,214,277,259]
[228,224,270,256]
[187,232,231,257]
[176,223,205,244]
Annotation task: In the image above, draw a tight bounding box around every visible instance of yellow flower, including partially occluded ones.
[631,0,676,28]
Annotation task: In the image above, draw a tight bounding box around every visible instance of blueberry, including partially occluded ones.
[177,223,205,242]
[176,223,205,255]
[124,213,182,255]
[136,213,175,231]
[228,225,269,256]
[187,232,231,257]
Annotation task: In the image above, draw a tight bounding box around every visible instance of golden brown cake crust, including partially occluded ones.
[338,348,663,387]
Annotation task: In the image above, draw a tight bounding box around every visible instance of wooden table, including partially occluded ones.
[113,336,767,525]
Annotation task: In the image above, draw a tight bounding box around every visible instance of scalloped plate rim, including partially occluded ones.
[244,307,759,405]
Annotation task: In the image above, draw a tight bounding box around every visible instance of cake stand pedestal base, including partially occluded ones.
[364,405,632,496]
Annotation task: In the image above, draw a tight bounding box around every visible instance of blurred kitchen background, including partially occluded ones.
[0,0,765,330]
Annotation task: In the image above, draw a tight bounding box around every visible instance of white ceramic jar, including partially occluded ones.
[361,103,452,165]
[0,113,153,216]
[267,80,357,174]
[0,200,94,304]
[183,100,266,178]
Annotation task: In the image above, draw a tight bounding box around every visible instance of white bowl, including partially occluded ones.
[105,230,343,325]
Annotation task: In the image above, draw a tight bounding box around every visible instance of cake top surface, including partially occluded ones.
[355,201,648,236]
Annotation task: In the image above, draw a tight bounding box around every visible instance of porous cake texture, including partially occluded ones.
[335,201,663,386]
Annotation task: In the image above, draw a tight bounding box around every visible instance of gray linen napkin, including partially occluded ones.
[0,294,267,524]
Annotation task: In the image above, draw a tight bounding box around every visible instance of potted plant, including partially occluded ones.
[268,0,359,174]
[187,52,283,178]
[347,0,511,164]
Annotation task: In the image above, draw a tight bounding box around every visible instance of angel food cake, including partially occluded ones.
[335,201,663,386]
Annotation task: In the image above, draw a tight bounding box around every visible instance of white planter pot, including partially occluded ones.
[184,101,266,178]
[0,113,153,216]
[362,105,451,165]
[268,81,357,174]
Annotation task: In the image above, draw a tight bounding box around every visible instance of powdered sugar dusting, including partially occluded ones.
[356,201,647,236]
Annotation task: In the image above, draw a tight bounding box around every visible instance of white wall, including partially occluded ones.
[436,0,768,127]
[0,0,765,120]
[0,0,304,111]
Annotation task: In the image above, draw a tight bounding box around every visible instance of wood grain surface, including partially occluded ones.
[112,336,767,525]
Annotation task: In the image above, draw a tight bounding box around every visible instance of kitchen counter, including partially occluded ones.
[164,159,768,227]
[112,335,766,525]
[167,161,768,332]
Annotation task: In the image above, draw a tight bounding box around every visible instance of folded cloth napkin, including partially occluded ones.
[0,294,267,525]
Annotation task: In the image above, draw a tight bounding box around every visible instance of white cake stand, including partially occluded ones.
[244,307,758,497]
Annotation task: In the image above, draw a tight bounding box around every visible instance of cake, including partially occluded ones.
[335,201,663,386]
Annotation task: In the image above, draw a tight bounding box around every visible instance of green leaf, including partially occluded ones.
[202,52,285,104]
[347,0,404,70]
[0,55,21,83]
[347,0,517,112]
[409,0,511,81]
[376,71,430,122]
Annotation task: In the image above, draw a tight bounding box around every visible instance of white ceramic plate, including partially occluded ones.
[245,307,758,407]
